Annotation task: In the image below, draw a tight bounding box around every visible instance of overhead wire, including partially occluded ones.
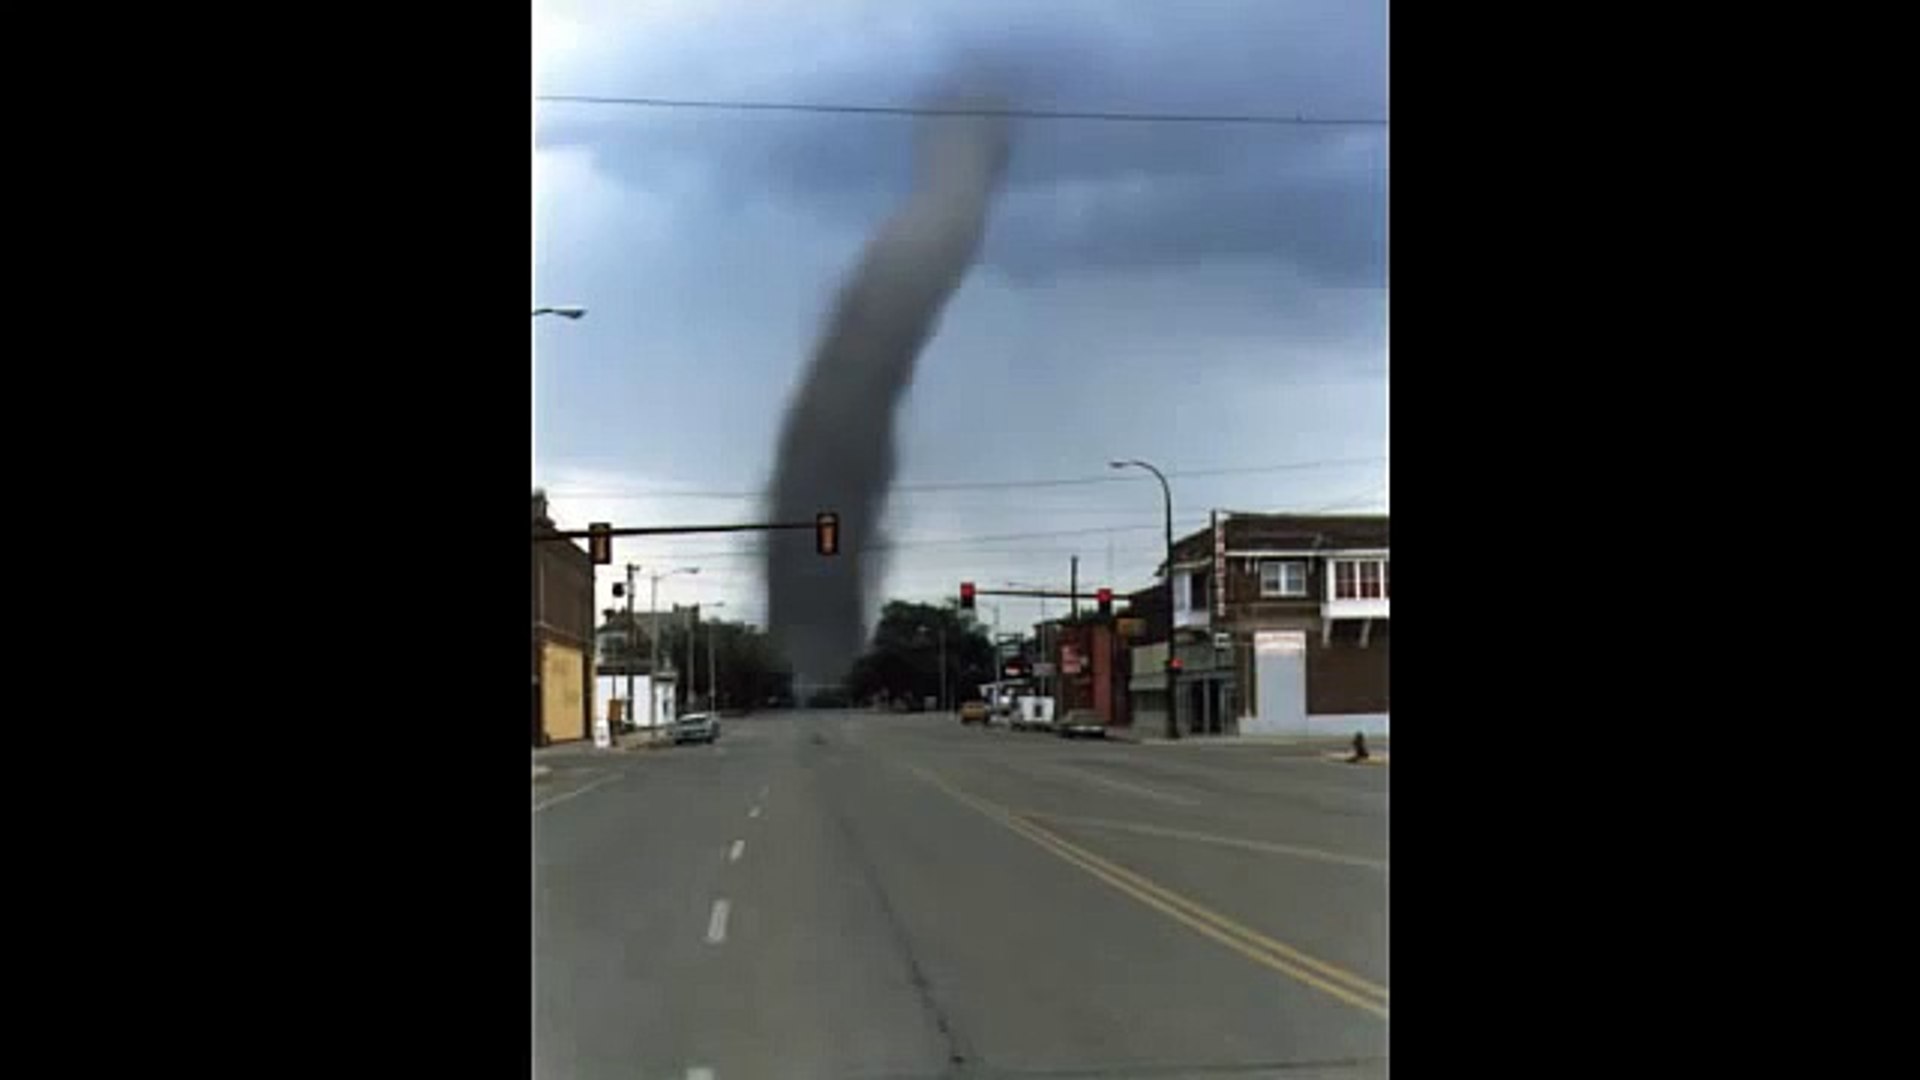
[536,94,1387,128]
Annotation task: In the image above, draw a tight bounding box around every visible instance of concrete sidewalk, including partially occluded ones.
[533,728,670,765]
[1109,729,1387,751]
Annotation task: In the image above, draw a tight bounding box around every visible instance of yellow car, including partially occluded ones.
[958,701,988,726]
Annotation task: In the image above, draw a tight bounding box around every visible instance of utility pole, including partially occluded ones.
[625,563,640,730]
[649,573,660,729]
[708,620,719,711]
[684,605,697,712]
[939,622,948,712]
[1070,556,1079,618]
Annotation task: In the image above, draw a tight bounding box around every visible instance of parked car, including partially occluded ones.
[672,712,720,744]
[958,700,988,725]
[1058,711,1107,739]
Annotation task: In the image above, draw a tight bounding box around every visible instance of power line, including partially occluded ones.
[536,94,1388,128]
[542,457,1386,501]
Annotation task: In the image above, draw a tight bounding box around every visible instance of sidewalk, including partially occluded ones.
[533,727,670,764]
[1108,728,1386,751]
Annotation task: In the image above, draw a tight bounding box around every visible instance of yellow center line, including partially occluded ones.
[1018,811,1387,872]
[907,764,1388,1019]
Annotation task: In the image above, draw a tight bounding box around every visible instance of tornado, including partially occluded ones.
[764,96,1011,692]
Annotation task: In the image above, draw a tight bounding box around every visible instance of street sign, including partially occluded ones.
[1211,511,1227,622]
[1214,632,1233,651]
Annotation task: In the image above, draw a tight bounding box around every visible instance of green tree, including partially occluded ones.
[847,600,995,707]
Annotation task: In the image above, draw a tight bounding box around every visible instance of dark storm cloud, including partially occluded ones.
[535,0,1384,285]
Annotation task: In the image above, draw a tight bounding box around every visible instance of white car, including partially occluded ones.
[671,712,720,745]
[1058,711,1107,739]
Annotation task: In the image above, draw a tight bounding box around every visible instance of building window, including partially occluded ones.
[1333,559,1389,600]
[1260,560,1307,597]
[1189,571,1209,609]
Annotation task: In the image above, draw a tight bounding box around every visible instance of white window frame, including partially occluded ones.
[1332,558,1389,601]
[1259,560,1308,598]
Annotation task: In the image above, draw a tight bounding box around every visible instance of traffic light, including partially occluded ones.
[815,512,839,556]
[588,522,613,565]
[1097,587,1113,616]
[960,581,976,610]
[612,582,625,599]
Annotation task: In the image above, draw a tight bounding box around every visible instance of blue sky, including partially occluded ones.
[532,0,1387,632]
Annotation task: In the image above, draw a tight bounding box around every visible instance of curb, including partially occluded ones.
[1320,752,1390,766]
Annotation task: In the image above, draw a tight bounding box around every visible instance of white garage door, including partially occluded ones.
[1245,630,1308,735]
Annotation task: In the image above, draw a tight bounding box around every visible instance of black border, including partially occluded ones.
[155,12,536,1074]
[116,6,1734,1073]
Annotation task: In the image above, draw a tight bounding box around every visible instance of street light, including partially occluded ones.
[702,601,727,711]
[531,305,587,319]
[1110,459,1180,740]
[648,566,699,728]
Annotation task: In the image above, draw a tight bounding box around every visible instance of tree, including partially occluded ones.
[847,600,995,708]
[631,612,793,712]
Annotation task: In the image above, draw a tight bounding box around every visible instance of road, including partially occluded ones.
[534,711,1388,1080]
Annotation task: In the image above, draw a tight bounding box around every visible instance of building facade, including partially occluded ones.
[532,492,596,746]
[1131,513,1388,737]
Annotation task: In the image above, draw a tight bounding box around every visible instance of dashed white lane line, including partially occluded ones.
[728,839,745,862]
[748,805,762,818]
[530,771,623,813]
[705,900,731,944]
[688,1067,715,1080]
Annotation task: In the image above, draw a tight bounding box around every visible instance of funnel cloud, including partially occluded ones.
[765,94,1012,689]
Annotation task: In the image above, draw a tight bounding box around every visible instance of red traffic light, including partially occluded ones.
[1167,656,1184,672]
[960,581,976,609]
[1096,587,1113,615]
[815,512,840,556]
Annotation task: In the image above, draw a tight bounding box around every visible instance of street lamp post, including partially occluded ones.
[1111,459,1180,740]
[624,563,640,732]
[703,602,727,711]
[649,566,699,729]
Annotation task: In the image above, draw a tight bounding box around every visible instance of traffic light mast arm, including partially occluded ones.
[959,587,1125,601]
[542,521,825,540]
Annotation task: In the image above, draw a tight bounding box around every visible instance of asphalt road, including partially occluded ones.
[534,711,1388,1080]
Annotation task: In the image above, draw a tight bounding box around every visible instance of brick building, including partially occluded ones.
[532,492,596,746]
[1130,513,1388,737]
